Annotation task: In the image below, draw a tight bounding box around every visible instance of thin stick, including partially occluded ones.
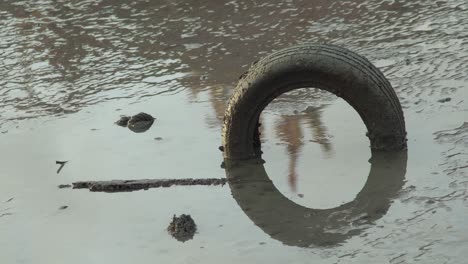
[71,178,228,193]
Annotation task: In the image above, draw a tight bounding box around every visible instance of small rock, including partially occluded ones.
[437,97,451,103]
[127,112,155,133]
[58,184,72,189]
[426,199,436,204]
[115,116,131,127]
[59,205,68,210]
[167,214,197,242]
[115,113,155,133]
[297,193,304,198]
[154,137,163,141]
[218,145,224,152]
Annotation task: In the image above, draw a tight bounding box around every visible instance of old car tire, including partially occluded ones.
[222,44,407,160]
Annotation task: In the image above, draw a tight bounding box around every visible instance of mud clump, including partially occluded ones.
[167,214,197,242]
[115,116,131,127]
[115,112,155,133]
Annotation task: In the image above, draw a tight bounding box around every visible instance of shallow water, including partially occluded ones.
[1,0,467,263]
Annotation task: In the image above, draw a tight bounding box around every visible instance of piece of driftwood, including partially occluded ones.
[72,178,228,192]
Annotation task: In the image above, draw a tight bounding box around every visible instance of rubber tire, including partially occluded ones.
[222,44,407,160]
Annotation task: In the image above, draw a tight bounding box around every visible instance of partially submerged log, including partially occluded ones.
[72,178,228,193]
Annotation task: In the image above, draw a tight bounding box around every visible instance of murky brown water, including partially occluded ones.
[1,0,467,263]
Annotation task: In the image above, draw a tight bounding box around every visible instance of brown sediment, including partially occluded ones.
[72,178,228,192]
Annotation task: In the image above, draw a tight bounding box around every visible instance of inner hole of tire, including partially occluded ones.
[259,87,370,209]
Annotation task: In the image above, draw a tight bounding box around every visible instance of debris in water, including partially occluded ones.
[56,161,68,174]
[128,112,155,133]
[115,112,155,133]
[167,214,197,242]
[115,115,131,127]
[72,178,228,192]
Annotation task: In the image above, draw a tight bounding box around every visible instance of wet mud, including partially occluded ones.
[0,0,467,263]
[167,214,197,242]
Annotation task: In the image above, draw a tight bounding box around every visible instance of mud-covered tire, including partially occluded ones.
[222,44,407,160]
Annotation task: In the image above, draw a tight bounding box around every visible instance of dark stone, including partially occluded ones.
[127,112,155,133]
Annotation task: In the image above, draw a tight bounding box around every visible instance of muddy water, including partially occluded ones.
[0,0,467,263]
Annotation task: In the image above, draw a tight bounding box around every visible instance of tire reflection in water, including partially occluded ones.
[224,150,407,247]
